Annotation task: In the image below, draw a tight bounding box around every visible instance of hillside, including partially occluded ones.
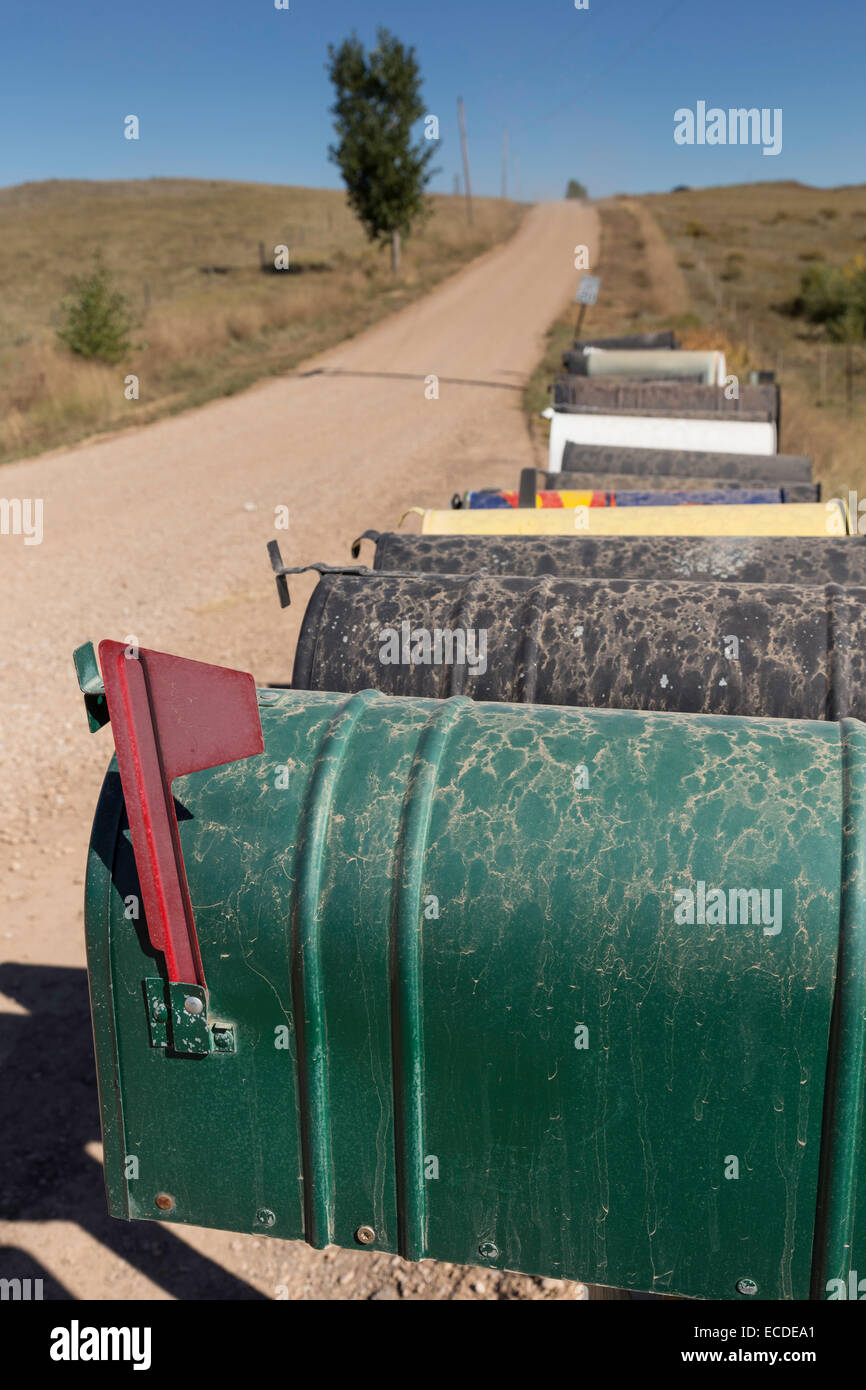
[0,178,525,461]
[644,181,866,499]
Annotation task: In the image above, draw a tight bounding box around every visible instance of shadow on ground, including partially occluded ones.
[0,962,264,1300]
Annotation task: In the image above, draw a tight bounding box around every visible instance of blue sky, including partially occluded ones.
[1,0,863,198]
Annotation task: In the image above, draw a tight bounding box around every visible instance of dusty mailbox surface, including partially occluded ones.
[85,671,864,1301]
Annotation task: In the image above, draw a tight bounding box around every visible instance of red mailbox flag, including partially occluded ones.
[98,640,264,986]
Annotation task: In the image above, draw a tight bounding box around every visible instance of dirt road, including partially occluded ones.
[0,199,599,1300]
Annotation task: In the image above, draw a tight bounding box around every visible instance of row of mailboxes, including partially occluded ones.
[79,330,864,1300]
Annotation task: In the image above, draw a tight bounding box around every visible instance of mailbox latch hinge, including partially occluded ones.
[144,979,235,1056]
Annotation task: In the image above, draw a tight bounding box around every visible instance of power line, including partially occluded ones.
[523,0,689,134]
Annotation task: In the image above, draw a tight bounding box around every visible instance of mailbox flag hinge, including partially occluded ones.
[73,641,110,732]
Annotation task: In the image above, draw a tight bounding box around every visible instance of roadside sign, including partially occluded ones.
[576,274,602,306]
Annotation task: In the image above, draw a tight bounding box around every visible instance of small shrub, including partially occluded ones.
[56,255,135,363]
[683,219,710,239]
[798,249,826,262]
[794,257,866,340]
[820,207,839,220]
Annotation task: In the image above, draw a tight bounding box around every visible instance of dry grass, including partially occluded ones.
[0,178,525,461]
[618,200,690,318]
[644,181,866,495]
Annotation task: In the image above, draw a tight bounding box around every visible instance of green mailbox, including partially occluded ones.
[79,640,865,1301]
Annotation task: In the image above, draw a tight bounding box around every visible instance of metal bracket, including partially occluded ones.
[169,981,209,1055]
[144,978,170,1048]
[518,468,540,509]
[267,541,374,608]
[350,529,381,559]
[144,978,236,1056]
[73,641,110,732]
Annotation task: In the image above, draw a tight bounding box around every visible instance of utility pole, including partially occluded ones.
[501,128,508,200]
[513,151,521,202]
[457,97,474,225]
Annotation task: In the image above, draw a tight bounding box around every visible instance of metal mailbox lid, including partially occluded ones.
[290,570,866,722]
[552,377,779,420]
[415,501,845,537]
[581,348,722,382]
[463,487,784,508]
[533,472,819,503]
[563,330,679,365]
[85,689,861,1299]
[559,442,812,483]
[360,532,866,582]
[547,411,778,467]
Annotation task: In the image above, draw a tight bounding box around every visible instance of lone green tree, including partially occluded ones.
[327,28,437,275]
[565,179,588,200]
[56,254,135,363]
